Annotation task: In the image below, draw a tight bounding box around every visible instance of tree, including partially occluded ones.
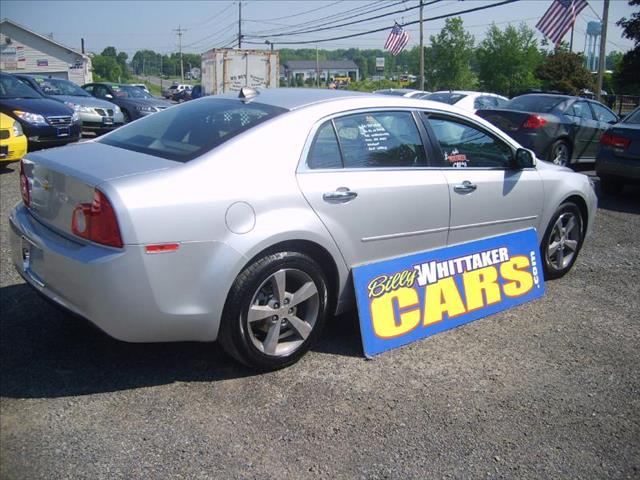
[91,54,122,82]
[424,17,475,90]
[476,23,543,96]
[535,49,593,95]
[614,0,640,93]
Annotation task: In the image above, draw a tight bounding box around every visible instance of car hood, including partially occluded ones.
[0,97,74,116]
[50,95,118,109]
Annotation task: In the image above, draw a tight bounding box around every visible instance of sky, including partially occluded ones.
[1,0,636,56]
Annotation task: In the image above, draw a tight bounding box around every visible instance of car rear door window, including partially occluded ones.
[590,103,617,124]
[307,121,342,169]
[332,112,427,168]
[425,115,513,168]
[568,101,595,120]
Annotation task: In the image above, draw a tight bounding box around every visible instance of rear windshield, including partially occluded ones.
[424,92,467,105]
[376,90,409,96]
[99,98,287,162]
[504,95,565,113]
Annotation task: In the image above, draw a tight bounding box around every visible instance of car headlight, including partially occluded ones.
[135,105,157,113]
[64,102,92,113]
[12,121,24,137]
[13,110,47,126]
[113,105,121,113]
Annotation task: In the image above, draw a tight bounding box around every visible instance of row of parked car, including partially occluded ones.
[0,72,175,162]
[375,88,639,192]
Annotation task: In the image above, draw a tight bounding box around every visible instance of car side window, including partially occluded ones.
[591,103,617,124]
[332,112,427,168]
[474,96,493,110]
[425,115,513,168]
[94,85,108,98]
[83,85,94,94]
[307,121,342,169]
[568,101,594,120]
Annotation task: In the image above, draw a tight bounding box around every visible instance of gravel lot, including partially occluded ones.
[1,161,638,479]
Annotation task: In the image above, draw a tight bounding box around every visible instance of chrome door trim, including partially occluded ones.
[449,215,538,232]
[361,226,449,243]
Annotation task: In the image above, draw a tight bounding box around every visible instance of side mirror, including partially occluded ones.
[514,148,536,169]
[105,94,113,99]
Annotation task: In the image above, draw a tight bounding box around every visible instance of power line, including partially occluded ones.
[246,0,519,45]
[246,0,441,39]
[245,0,399,37]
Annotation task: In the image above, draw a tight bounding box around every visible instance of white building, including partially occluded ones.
[0,18,92,85]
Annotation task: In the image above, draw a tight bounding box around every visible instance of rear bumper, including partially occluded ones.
[9,203,246,343]
[509,131,552,160]
[596,150,640,184]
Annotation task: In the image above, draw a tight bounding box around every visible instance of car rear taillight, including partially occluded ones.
[19,159,30,207]
[71,189,123,248]
[600,132,631,150]
[522,114,548,129]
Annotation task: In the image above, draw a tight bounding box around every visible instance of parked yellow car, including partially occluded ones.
[0,112,28,163]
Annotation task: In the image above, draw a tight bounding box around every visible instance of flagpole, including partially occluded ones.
[570,24,574,52]
[419,0,424,91]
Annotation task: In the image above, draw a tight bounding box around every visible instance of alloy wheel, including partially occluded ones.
[552,143,570,166]
[546,212,581,271]
[244,268,319,357]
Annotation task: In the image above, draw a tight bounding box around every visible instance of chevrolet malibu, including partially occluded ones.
[9,88,597,369]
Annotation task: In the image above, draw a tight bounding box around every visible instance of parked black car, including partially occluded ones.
[0,72,81,150]
[191,85,203,99]
[595,106,640,194]
[81,82,172,122]
[477,94,619,166]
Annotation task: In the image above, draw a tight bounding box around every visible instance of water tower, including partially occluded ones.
[584,21,602,72]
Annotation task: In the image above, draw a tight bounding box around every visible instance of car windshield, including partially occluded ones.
[112,85,153,99]
[0,74,42,99]
[504,95,565,113]
[99,98,287,162]
[423,92,468,105]
[33,77,91,97]
[623,107,640,124]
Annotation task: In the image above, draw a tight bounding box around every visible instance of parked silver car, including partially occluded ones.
[9,88,597,369]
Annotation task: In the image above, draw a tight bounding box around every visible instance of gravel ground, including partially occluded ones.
[1,161,638,479]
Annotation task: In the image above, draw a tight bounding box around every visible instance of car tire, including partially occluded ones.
[218,251,328,370]
[599,176,623,195]
[541,202,584,280]
[548,139,572,167]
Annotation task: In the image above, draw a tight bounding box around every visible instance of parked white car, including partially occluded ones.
[424,90,509,113]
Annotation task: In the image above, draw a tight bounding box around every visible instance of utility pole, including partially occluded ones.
[316,45,320,88]
[173,25,186,82]
[419,0,424,91]
[160,55,163,94]
[238,2,242,48]
[596,0,609,103]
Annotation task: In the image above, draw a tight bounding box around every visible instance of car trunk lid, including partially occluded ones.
[21,141,177,239]
[476,109,543,133]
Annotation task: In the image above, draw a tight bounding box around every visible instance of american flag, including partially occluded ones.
[536,0,588,46]
[384,23,410,56]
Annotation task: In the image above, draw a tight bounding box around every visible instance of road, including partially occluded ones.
[1,161,639,479]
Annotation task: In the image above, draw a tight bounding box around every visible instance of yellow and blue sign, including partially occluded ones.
[353,229,545,357]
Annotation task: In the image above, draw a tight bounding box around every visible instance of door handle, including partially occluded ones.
[453,180,477,194]
[323,187,358,203]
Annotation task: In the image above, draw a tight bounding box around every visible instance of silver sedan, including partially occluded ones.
[9,88,597,369]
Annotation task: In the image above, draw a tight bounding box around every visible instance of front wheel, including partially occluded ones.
[218,251,328,370]
[541,202,584,279]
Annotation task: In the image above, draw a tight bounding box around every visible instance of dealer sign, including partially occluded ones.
[353,229,545,357]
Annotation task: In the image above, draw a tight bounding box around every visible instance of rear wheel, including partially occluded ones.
[218,251,328,370]
[541,202,584,279]
[548,140,572,167]
[599,176,623,195]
